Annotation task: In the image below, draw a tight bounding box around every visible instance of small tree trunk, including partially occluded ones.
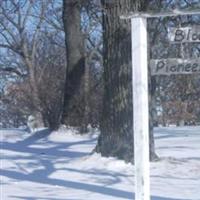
[82,55,91,133]
[62,0,86,129]
[149,76,159,160]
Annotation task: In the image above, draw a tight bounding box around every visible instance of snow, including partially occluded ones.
[1,126,200,200]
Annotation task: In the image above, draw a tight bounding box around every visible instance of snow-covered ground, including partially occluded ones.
[1,126,200,200]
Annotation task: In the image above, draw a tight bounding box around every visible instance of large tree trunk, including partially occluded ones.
[95,0,157,163]
[62,0,86,131]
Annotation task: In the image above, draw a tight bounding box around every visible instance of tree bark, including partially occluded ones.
[62,0,86,130]
[95,0,157,163]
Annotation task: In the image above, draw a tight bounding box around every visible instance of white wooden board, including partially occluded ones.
[168,26,200,43]
[150,58,200,75]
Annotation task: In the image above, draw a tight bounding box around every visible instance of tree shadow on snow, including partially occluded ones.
[9,195,191,200]
[1,129,189,200]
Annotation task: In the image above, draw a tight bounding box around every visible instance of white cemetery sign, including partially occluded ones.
[150,58,200,75]
[168,26,200,43]
[121,9,200,200]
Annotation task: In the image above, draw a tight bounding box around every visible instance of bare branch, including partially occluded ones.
[0,66,24,77]
[0,5,19,29]
[0,21,18,44]
[22,1,33,29]
[31,1,49,60]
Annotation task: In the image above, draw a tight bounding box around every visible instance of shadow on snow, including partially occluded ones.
[1,129,189,200]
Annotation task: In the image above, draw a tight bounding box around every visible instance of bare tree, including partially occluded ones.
[0,0,65,129]
[94,0,158,163]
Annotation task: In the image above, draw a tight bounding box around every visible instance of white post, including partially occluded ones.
[131,17,150,200]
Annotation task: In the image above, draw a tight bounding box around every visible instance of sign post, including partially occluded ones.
[131,17,150,200]
[122,9,200,200]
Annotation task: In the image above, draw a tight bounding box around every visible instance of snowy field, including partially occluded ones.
[1,126,200,200]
